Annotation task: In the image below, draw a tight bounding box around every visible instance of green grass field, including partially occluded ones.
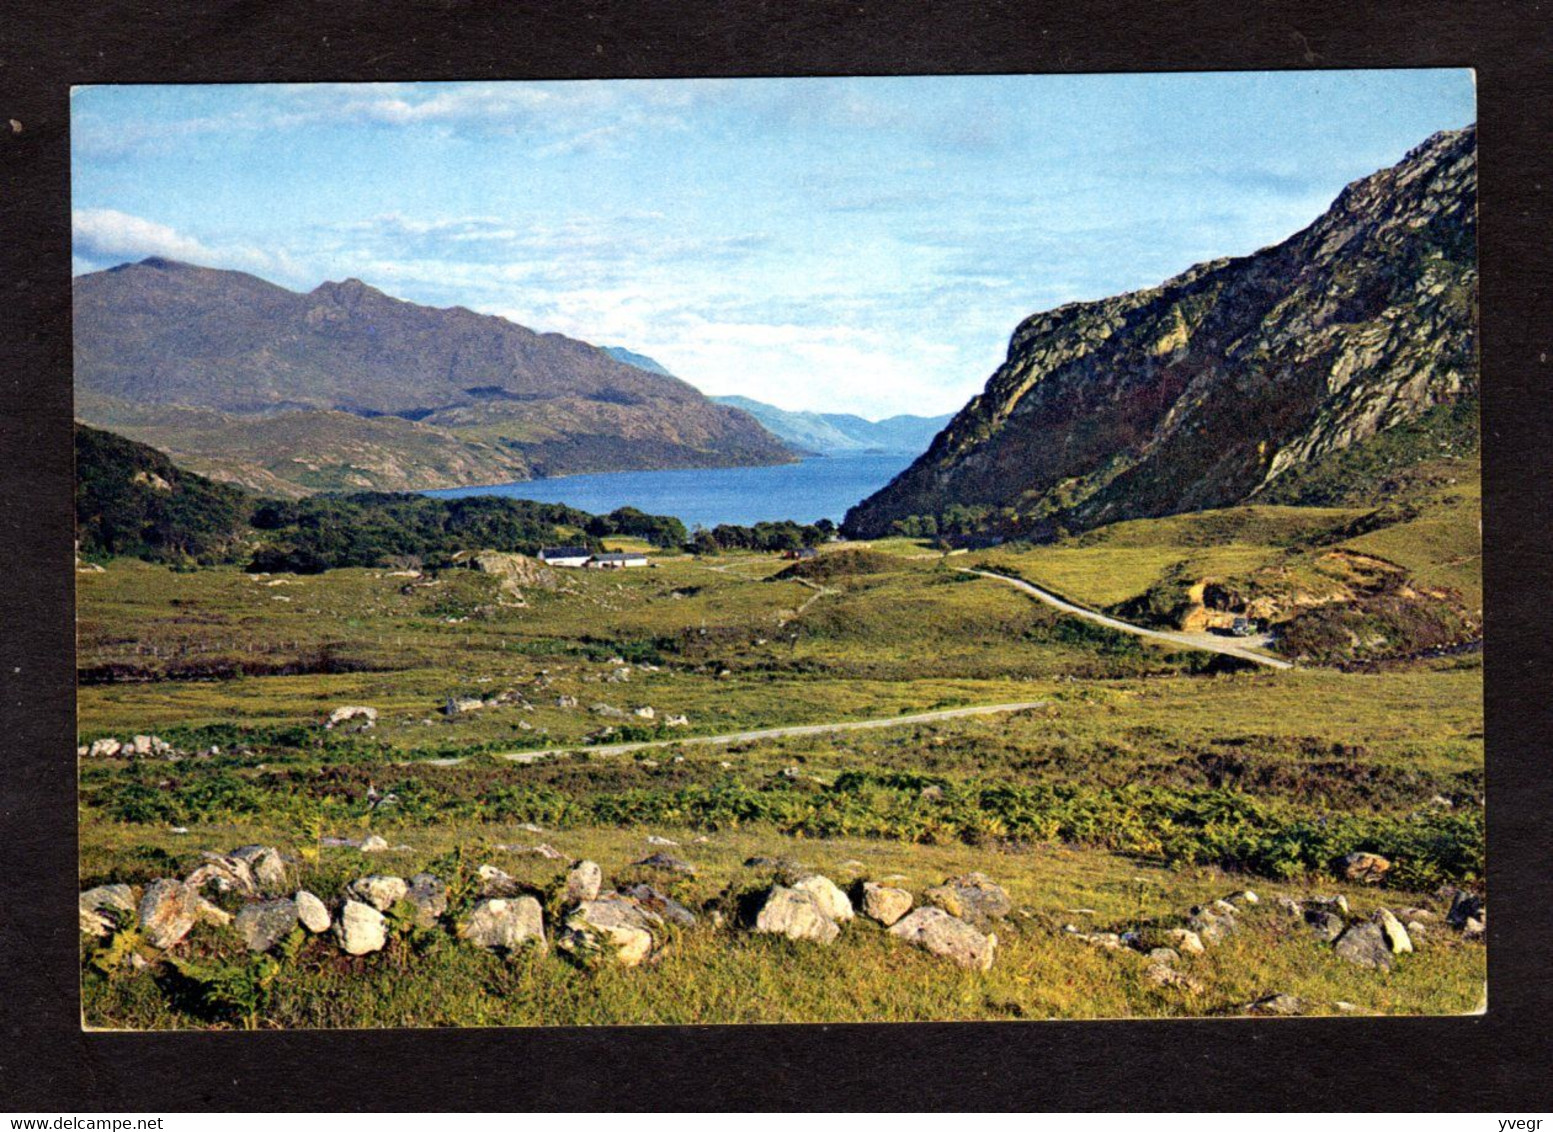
[77,492,1485,1028]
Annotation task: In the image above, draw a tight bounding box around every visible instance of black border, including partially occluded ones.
[4,0,1551,1112]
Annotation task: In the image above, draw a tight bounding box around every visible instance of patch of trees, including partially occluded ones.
[583,506,687,549]
[75,424,252,563]
[75,425,690,573]
[689,518,834,555]
[248,493,605,572]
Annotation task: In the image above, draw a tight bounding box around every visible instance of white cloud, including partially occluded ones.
[71,208,309,284]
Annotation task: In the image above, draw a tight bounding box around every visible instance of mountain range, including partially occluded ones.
[601,348,954,456]
[74,260,795,495]
[844,125,1478,540]
[708,395,953,456]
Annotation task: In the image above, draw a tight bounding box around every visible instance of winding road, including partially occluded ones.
[495,699,1052,764]
[955,567,1293,670]
[453,561,1290,769]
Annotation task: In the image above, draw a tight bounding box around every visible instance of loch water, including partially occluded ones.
[424,451,916,529]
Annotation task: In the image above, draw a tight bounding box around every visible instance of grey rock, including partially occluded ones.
[558,894,658,966]
[405,874,448,928]
[236,898,299,952]
[1145,964,1204,992]
[791,875,853,923]
[346,874,408,911]
[1446,890,1485,929]
[1374,908,1413,954]
[1186,905,1237,944]
[1305,909,1346,942]
[888,906,996,970]
[334,899,387,955]
[923,872,1011,928]
[138,879,199,949]
[633,852,696,875]
[229,845,288,892]
[1146,947,1181,963]
[1306,894,1350,916]
[1334,921,1395,970]
[186,855,258,897]
[295,890,331,933]
[325,705,378,730]
[861,882,913,927]
[477,864,523,897]
[459,896,546,953]
[359,835,390,853]
[752,886,839,944]
[1166,928,1206,955]
[1246,992,1304,1016]
[193,895,232,926]
[79,884,137,937]
[619,883,696,926]
[562,860,604,904]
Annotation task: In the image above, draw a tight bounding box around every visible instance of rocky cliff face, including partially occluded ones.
[844,126,1477,539]
[74,260,794,489]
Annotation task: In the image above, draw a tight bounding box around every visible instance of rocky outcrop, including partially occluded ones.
[845,126,1477,540]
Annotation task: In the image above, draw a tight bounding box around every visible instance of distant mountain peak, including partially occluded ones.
[73,259,797,492]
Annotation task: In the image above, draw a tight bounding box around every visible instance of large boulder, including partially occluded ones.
[79,884,137,937]
[923,873,1011,928]
[791,875,853,923]
[359,835,390,853]
[295,890,331,933]
[562,860,603,904]
[558,894,659,966]
[861,882,913,927]
[1334,921,1395,970]
[888,907,996,971]
[229,845,289,893]
[459,896,546,953]
[236,898,299,952]
[334,899,388,955]
[405,874,448,928]
[752,885,840,944]
[345,875,408,912]
[88,738,122,759]
[138,879,200,949]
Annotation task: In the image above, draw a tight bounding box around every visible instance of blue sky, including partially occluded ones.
[71,72,1474,418]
